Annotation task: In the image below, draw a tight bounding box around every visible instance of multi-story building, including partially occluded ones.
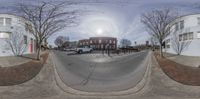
[0,14,36,56]
[164,14,200,56]
[78,37,117,50]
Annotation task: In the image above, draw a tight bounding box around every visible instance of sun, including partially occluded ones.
[97,28,103,35]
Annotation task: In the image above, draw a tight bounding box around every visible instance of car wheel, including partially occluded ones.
[78,50,83,54]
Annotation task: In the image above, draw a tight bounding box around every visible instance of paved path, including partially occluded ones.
[135,54,200,99]
[52,51,149,92]
[164,52,200,67]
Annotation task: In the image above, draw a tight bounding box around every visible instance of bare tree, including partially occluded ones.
[171,31,190,55]
[54,36,69,48]
[6,32,28,56]
[17,1,79,60]
[141,9,177,57]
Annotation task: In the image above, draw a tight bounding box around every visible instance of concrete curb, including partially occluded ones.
[51,51,152,96]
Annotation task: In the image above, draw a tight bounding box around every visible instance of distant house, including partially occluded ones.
[78,37,117,50]
[0,14,36,56]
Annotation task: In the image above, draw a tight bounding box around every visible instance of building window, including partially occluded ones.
[197,32,200,39]
[166,45,170,48]
[188,32,193,40]
[197,17,200,25]
[180,20,184,29]
[90,40,92,44]
[0,32,10,38]
[99,39,102,43]
[105,40,108,43]
[183,33,188,41]
[109,40,112,44]
[0,17,4,25]
[5,18,12,26]
[179,34,183,41]
[175,23,179,31]
[24,35,27,44]
[113,40,116,44]
[101,44,104,49]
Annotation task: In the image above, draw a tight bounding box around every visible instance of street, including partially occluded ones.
[52,51,150,92]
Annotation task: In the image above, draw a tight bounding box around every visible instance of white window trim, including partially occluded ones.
[0,32,10,38]
[197,32,200,39]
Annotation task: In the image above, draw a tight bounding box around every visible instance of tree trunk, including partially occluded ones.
[36,45,41,60]
[160,45,164,58]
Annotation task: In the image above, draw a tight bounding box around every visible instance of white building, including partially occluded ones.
[0,14,36,56]
[164,14,200,56]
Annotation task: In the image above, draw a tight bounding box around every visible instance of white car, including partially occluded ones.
[75,46,93,54]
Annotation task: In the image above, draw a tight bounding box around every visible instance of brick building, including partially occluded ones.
[78,37,117,50]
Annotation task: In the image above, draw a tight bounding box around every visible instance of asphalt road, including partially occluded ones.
[52,51,149,92]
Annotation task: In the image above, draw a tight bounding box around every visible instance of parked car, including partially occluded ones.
[75,46,93,54]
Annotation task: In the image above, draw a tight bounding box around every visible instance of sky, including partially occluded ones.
[1,0,200,46]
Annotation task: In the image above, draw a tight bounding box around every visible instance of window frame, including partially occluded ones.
[180,20,184,29]
[197,17,200,25]
[188,32,194,40]
[197,32,200,39]
[5,18,12,26]
[23,35,28,44]
[0,32,10,39]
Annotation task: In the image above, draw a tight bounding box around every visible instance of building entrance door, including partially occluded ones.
[30,38,33,53]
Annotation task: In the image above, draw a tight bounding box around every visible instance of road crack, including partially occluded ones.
[80,63,97,86]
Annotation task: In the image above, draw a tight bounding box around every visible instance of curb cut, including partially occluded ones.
[51,51,152,96]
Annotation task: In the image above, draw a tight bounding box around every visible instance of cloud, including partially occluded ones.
[1,0,200,46]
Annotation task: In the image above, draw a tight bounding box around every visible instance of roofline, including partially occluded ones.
[79,39,89,41]
[178,13,200,18]
[0,13,31,23]
[0,13,22,18]
[89,37,117,39]
[171,13,200,23]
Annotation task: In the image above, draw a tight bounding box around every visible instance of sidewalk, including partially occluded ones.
[0,55,32,67]
[164,52,200,67]
[0,52,62,99]
[0,51,47,67]
[155,52,200,86]
[0,53,48,86]
[134,53,200,99]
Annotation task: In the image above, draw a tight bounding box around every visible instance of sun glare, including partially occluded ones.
[97,28,103,35]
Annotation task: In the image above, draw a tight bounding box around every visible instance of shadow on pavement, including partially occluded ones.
[155,52,200,86]
[0,53,49,86]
